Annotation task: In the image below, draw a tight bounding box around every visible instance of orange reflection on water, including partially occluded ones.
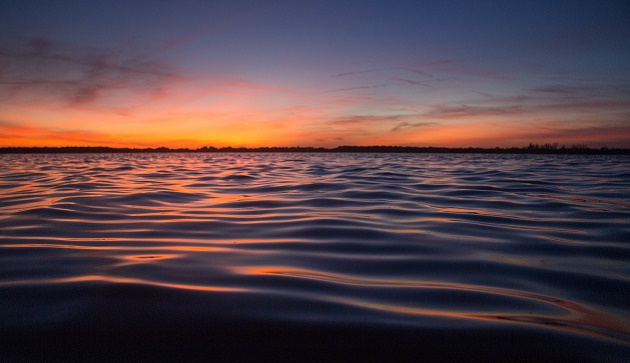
[0,274,246,293]
[0,243,235,253]
[0,196,61,215]
[110,253,184,268]
[237,266,630,341]
[335,297,628,342]
[125,254,179,260]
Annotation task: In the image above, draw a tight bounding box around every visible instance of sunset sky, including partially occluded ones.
[1,1,629,148]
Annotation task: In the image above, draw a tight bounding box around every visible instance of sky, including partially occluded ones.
[1,0,629,148]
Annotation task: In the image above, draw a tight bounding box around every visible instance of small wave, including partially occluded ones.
[1,153,629,358]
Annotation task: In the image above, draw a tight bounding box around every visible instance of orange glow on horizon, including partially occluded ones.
[4,118,630,149]
[2,79,629,149]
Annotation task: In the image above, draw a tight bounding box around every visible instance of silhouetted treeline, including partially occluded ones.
[331,144,630,154]
[1,144,629,154]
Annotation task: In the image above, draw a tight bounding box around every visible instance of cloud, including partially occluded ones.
[324,84,389,93]
[543,126,630,147]
[391,122,436,132]
[423,104,522,119]
[392,78,433,88]
[530,86,573,94]
[0,121,132,147]
[327,114,405,126]
[326,60,511,98]
[391,122,409,132]
[400,67,434,78]
[330,66,434,79]
[27,37,56,56]
[476,123,630,148]
[420,81,630,122]
[329,68,387,78]
[0,36,181,109]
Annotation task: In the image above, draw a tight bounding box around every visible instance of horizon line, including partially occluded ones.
[1,144,629,155]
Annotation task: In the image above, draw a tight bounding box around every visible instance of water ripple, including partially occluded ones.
[1,153,629,360]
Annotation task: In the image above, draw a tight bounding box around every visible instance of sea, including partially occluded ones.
[1,152,629,361]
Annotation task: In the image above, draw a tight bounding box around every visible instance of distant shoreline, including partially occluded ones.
[1,145,629,155]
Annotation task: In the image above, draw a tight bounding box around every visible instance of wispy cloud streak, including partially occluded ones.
[0,37,181,108]
[324,84,389,93]
[391,122,437,132]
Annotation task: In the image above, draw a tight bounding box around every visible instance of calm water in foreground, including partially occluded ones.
[1,153,629,361]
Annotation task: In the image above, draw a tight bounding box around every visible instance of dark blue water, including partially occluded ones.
[1,153,629,361]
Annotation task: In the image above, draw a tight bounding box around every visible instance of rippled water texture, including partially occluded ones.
[1,153,629,361]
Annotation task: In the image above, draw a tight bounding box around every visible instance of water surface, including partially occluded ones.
[1,153,629,361]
